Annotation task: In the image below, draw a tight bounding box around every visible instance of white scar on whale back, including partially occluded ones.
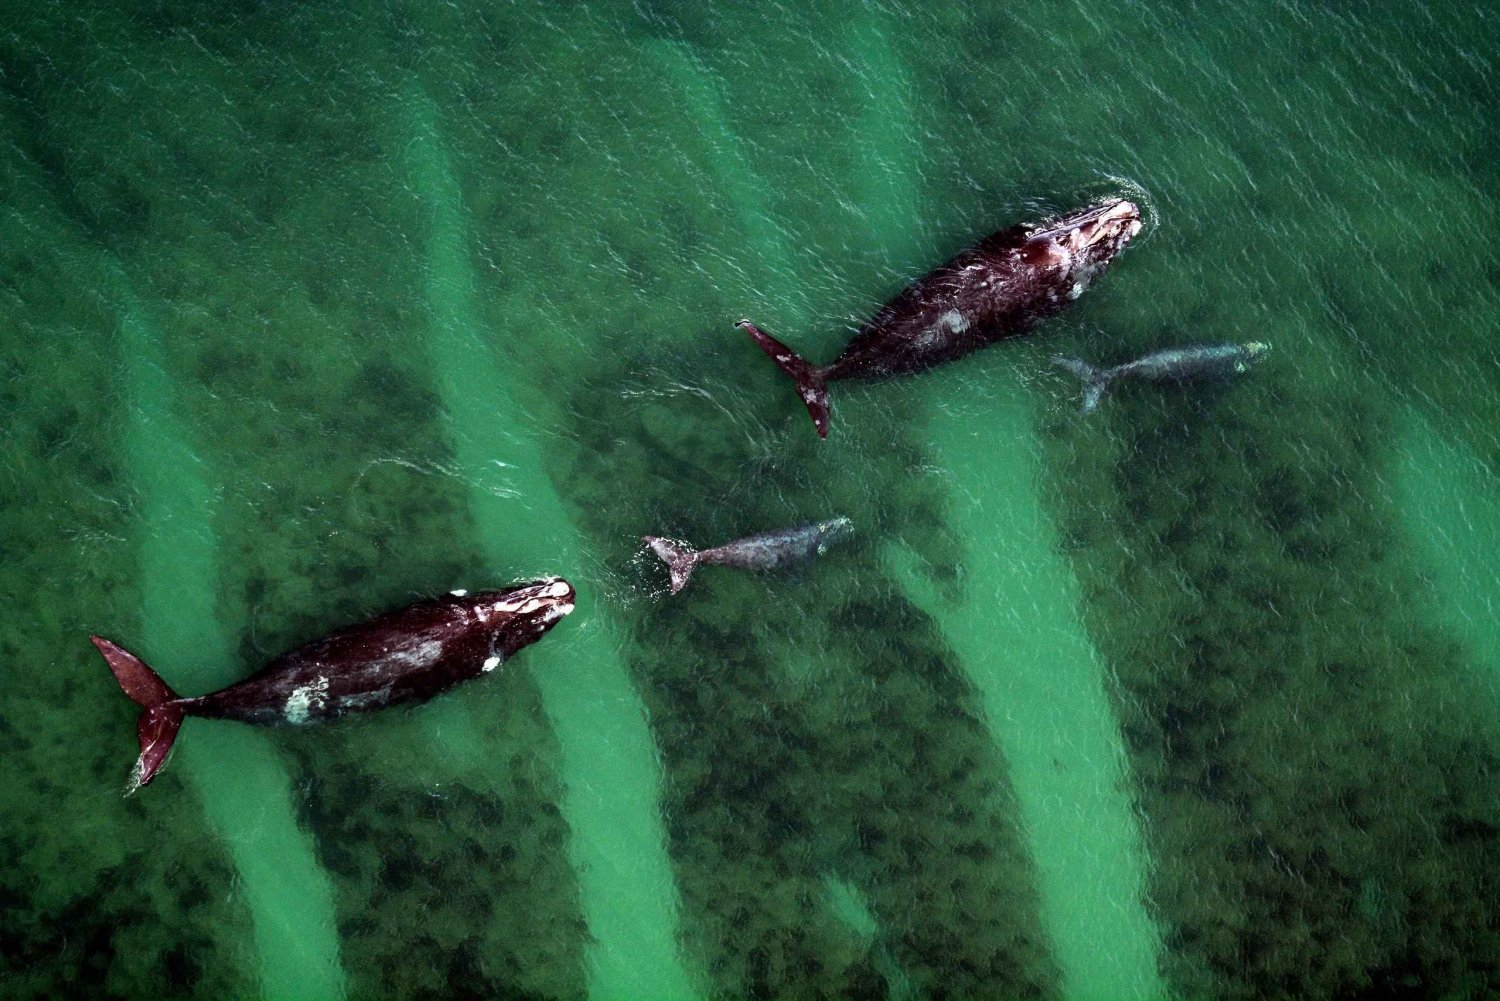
[285,675,330,724]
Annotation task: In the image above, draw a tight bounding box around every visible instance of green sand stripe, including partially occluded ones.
[842,22,1165,988]
[117,288,347,1001]
[837,19,1152,995]
[657,40,933,988]
[654,39,918,980]
[891,385,1167,1001]
[846,16,919,264]
[652,41,804,306]
[405,87,698,1001]
[1391,409,1500,695]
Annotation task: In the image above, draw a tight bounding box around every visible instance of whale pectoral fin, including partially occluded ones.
[737,319,831,438]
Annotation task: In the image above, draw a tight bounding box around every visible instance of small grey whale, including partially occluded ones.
[91,579,575,792]
[738,198,1142,437]
[644,517,854,594]
[1052,342,1270,413]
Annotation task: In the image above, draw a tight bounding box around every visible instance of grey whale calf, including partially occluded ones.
[1052,342,1270,413]
[644,518,854,593]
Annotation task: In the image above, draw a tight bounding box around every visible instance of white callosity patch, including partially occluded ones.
[940,309,968,334]
[450,588,469,597]
[482,654,503,673]
[490,578,574,618]
[1042,239,1073,270]
[1070,261,1102,299]
[284,675,330,725]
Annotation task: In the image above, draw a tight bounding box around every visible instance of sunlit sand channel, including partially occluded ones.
[404,86,699,1001]
[890,380,1167,1001]
[837,16,1166,995]
[117,284,347,1001]
[652,40,932,990]
[1390,409,1500,702]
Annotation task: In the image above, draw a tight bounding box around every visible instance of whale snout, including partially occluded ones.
[1076,199,1142,251]
[535,578,576,623]
[503,577,577,625]
[1032,198,1143,263]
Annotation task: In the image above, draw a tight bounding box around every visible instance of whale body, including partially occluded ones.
[739,198,1143,437]
[643,517,853,593]
[90,578,575,791]
[1052,342,1270,413]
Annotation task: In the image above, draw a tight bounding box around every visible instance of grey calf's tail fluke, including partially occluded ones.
[737,319,831,439]
[1051,355,1112,414]
[643,536,700,594]
[90,635,185,793]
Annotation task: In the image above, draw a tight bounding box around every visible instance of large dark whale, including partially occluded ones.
[739,198,1143,437]
[91,579,575,791]
[644,517,853,593]
[1052,341,1270,413]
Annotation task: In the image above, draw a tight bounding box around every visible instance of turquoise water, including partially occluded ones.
[2,2,1497,999]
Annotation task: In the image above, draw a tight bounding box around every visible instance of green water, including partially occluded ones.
[3,2,1498,999]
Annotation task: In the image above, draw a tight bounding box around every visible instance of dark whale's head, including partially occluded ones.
[493,577,576,654]
[1023,198,1142,299]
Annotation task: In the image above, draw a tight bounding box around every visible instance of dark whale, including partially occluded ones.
[738,198,1142,437]
[1052,341,1270,413]
[91,578,575,792]
[644,517,853,593]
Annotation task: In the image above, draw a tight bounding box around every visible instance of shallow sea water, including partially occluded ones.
[2,2,1498,999]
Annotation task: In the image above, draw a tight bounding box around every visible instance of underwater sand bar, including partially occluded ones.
[847,16,919,266]
[837,18,1138,992]
[116,283,348,1001]
[405,88,698,1001]
[652,43,929,987]
[1391,409,1500,701]
[651,40,805,308]
[892,382,1167,1001]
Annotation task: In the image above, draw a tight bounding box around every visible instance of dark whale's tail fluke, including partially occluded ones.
[90,635,185,794]
[643,537,700,594]
[737,319,831,438]
[1051,355,1113,415]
